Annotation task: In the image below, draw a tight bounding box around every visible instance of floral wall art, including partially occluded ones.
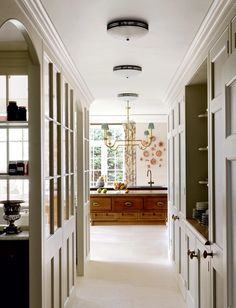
[136,122,167,187]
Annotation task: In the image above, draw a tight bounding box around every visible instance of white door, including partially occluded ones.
[43,58,77,308]
[222,49,236,308]
[209,27,229,308]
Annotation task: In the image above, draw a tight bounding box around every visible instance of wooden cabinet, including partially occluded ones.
[90,192,167,225]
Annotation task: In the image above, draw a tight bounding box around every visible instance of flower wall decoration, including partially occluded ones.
[139,134,166,170]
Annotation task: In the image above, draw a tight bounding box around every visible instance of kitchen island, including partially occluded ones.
[90,190,167,225]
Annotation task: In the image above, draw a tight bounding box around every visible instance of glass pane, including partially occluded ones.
[8,75,28,111]
[9,128,23,141]
[53,123,57,175]
[44,179,50,237]
[94,158,101,169]
[70,132,74,173]
[0,142,7,173]
[9,180,29,205]
[0,180,7,200]
[0,76,6,119]
[107,158,115,169]
[23,129,28,141]
[9,142,23,160]
[70,175,74,216]
[44,119,49,177]
[44,58,49,117]
[0,129,6,141]
[53,178,58,231]
[63,176,67,219]
[23,142,28,160]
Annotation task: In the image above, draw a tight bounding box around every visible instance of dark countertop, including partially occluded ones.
[90,189,167,197]
[90,186,168,191]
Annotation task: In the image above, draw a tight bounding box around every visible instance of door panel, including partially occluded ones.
[223,50,236,308]
[209,25,229,308]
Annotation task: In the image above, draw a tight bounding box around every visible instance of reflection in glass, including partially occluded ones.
[53,178,58,231]
[44,179,50,237]
[44,119,49,177]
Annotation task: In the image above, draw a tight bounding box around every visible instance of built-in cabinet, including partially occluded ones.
[90,192,167,225]
[168,5,236,307]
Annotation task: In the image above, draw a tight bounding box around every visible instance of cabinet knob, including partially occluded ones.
[92,202,100,207]
[156,201,164,206]
[124,202,132,207]
[187,249,198,259]
[172,214,179,221]
[203,250,213,258]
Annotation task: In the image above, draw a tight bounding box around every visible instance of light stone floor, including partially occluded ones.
[72,225,187,308]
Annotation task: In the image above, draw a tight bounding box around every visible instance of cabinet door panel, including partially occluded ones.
[210,27,228,100]
[196,240,211,308]
[185,229,197,308]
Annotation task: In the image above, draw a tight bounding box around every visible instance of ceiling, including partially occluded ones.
[41,0,213,122]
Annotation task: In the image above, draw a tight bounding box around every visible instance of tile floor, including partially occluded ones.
[72,225,186,308]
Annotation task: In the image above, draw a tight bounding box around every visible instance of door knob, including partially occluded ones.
[203,250,213,258]
[187,249,198,259]
[172,214,179,221]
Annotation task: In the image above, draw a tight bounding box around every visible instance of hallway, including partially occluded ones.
[73,226,186,308]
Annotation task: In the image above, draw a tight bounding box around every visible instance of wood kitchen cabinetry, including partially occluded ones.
[90,191,167,225]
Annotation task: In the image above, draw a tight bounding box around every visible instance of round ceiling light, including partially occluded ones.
[113,65,142,78]
[107,19,148,41]
[117,93,139,101]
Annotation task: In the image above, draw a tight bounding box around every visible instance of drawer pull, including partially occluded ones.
[92,202,100,207]
[124,202,132,207]
[156,201,164,206]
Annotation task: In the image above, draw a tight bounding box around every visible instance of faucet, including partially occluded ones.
[147,169,154,188]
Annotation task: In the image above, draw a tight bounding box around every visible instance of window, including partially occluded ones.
[90,124,125,187]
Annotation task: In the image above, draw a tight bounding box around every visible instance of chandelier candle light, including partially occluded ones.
[101,93,155,150]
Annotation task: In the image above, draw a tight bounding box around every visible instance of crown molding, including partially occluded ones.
[16,0,94,107]
[163,0,234,106]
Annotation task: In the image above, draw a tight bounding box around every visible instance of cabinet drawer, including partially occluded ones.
[141,211,166,220]
[90,197,111,211]
[91,212,118,221]
[119,212,139,220]
[144,196,167,210]
[112,197,143,211]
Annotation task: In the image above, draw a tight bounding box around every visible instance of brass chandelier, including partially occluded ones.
[101,93,154,150]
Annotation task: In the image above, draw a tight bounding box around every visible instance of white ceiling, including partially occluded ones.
[41,0,213,122]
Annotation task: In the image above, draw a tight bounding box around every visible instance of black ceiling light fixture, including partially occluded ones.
[107,19,149,41]
[113,65,142,78]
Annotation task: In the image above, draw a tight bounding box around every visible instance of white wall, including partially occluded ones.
[136,122,167,187]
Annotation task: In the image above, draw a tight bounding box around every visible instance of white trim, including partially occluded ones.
[15,0,94,107]
[164,0,234,106]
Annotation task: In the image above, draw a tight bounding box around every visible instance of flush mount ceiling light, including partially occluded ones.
[107,19,149,41]
[117,93,139,100]
[113,65,142,78]
[101,93,155,150]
